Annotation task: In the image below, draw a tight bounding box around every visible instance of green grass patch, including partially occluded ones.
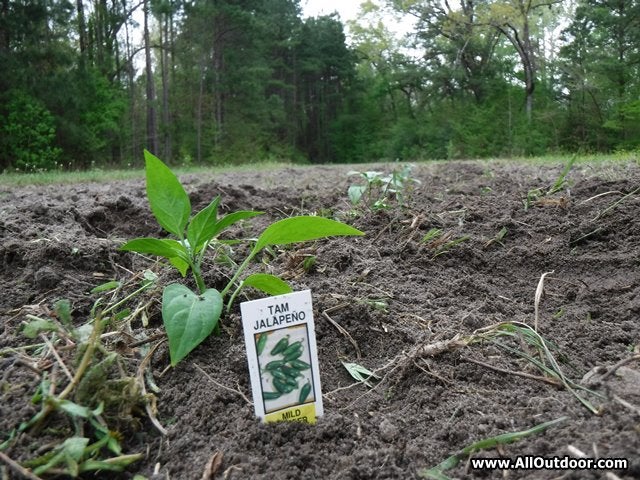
[2,153,637,188]
[0,161,294,187]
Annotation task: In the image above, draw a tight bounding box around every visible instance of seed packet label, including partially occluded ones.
[241,290,323,424]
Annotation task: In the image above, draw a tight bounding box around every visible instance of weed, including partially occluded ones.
[353,296,389,313]
[548,156,577,195]
[0,275,159,477]
[302,255,316,273]
[421,229,470,257]
[347,164,420,211]
[422,228,442,244]
[476,322,602,414]
[419,417,567,479]
[483,226,507,248]
[409,320,602,414]
[523,156,576,210]
[121,151,364,366]
[341,361,380,388]
[592,185,640,220]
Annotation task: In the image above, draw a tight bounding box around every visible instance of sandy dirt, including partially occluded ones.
[1,160,639,479]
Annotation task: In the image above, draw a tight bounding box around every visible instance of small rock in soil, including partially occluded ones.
[379,418,399,442]
[34,265,61,289]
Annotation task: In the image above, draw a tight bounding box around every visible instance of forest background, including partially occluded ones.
[1,0,639,172]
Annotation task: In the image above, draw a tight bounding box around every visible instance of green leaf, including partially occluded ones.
[162,284,223,366]
[23,317,59,338]
[53,299,72,327]
[90,281,121,294]
[187,196,221,251]
[253,216,364,253]
[120,238,189,261]
[348,185,366,204]
[418,417,567,478]
[143,269,158,283]
[56,400,92,418]
[214,210,263,236]
[169,256,190,276]
[144,150,191,236]
[79,454,143,473]
[242,273,293,295]
[341,361,380,388]
[31,437,90,476]
[113,309,130,321]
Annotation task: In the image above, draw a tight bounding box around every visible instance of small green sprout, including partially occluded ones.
[523,157,576,210]
[302,255,316,273]
[422,229,469,257]
[483,226,507,248]
[356,297,389,312]
[422,228,442,243]
[548,156,576,195]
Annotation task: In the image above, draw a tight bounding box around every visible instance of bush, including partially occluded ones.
[1,90,61,171]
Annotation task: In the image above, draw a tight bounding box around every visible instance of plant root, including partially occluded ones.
[461,355,562,387]
[194,363,252,406]
[200,450,224,480]
[137,339,168,435]
[0,451,44,480]
[321,304,362,360]
[599,354,640,381]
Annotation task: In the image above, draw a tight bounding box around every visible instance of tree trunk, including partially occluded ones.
[144,0,158,154]
[160,12,171,159]
[213,47,223,147]
[196,57,206,163]
[522,15,535,122]
[498,24,535,122]
[76,0,87,68]
[124,14,137,161]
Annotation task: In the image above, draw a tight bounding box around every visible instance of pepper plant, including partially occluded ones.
[121,151,364,366]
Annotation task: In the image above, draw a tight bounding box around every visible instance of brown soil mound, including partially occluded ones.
[1,160,639,479]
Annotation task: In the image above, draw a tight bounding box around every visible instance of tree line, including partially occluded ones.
[1,0,638,171]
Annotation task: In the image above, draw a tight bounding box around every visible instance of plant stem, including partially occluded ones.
[24,315,104,432]
[226,282,245,312]
[220,248,257,299]
[192,263,206,294]
[101,283,152,316]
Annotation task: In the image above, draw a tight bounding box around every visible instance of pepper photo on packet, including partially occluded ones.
[256,325,315,413]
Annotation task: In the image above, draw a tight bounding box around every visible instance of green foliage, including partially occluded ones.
[1,90,61,171]
[162,284,223,365]
[342,361,381,388]
[242,273,293,295]
[419,417,568,479]
[2,0,640,166]
[348,165,420,211]
[144,151,192,236]
[122,151,364,365]
[54,68,127,168]
[522,157,575,210]
[7,278,161,476]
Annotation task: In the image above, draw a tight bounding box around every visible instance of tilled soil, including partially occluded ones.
[1,160,639,479]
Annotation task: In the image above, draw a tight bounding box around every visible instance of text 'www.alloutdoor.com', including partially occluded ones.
[470,455,628,471]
